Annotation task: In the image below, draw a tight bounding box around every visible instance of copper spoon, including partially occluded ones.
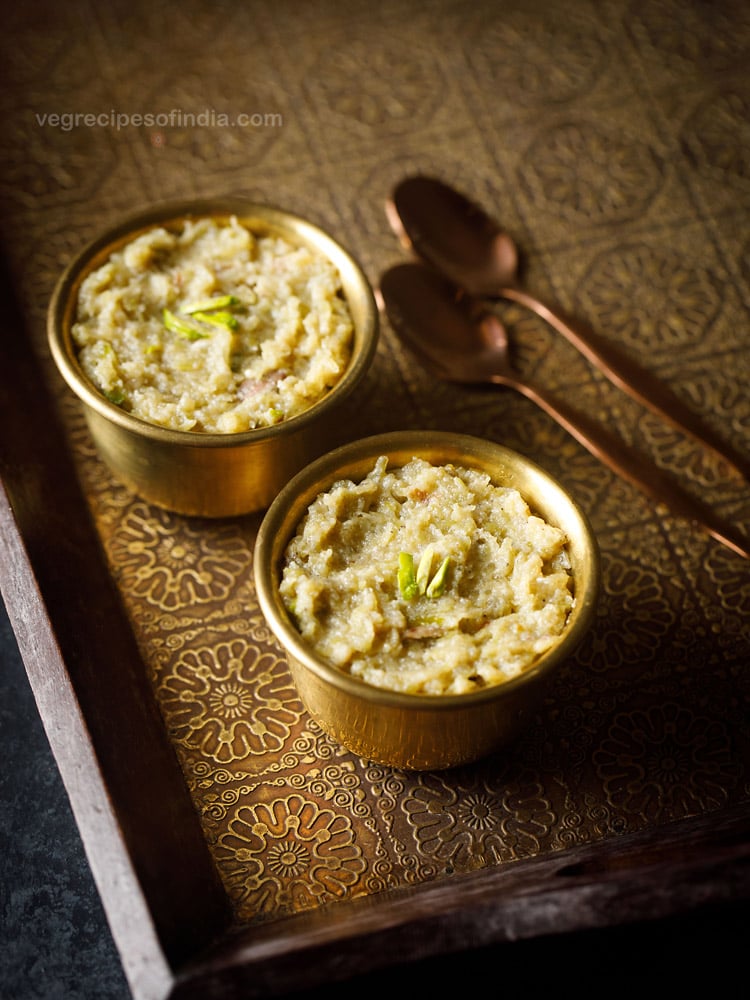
[378,262,750,560]
[386,175,750,483]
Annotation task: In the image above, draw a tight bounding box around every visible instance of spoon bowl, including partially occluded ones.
[378,263,513,385]
[386,175,519,298]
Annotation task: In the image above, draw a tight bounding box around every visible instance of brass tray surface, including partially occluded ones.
[1,2,749,997]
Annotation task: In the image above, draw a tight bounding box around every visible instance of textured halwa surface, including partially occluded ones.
[280,457,575,695]
[72,217,354,432]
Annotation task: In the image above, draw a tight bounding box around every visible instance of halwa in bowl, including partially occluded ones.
[48,199,378,516]
[255,431,600,770]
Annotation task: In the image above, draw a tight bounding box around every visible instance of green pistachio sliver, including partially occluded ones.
[398,552,418,600]
[191,309,239,331]
[162,308,209,341]
[182,294,240,314]
[426,556,451,598]
[104,386,127,406]
[416,544,435,595]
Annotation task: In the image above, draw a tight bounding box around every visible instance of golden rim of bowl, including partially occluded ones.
[47,198,379,446]
[255,429,601,708]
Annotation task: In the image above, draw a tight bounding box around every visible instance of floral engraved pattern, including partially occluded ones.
[593,703,742,825]
[682,87,750,182]
[402,770,554,870]
[468,7,604,106]
[217,794,366,918]
[106,505,249,611]
[702,555,750,621]
[579,243,722,353]
[521,122,663,224]
[584,557,675,670]
[0,94,118,212]
[631,2,750,74]
[158,642,302,763]
[307,37,442,135]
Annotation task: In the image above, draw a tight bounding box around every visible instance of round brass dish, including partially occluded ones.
[254,430,600,770]
[47,199,379,517]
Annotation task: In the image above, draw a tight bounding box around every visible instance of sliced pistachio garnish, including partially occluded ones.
[426,556,451,598]
[164,295,244,338]
[190,309,239,331]
[162,308,209,341]
[398,552,418,600]
[104,386,127,406]
[415,544,435,595]
[182,294,241,313]
[399,547,451,600]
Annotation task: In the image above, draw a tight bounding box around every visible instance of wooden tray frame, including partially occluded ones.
[1,263,749,1000]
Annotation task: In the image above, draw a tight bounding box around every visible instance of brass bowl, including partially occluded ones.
[255,430,600,770]
[47,199,379,517]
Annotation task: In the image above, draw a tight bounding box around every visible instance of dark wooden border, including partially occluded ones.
[1,255,749,1000]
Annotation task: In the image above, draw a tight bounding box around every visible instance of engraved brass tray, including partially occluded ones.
[1,1,749,997]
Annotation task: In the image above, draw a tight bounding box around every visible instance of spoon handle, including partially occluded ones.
[498,372,750,559]
[500,286,750,483]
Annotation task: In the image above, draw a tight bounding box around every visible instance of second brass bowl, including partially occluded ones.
[255,430,600,770]
[47,199,379,517]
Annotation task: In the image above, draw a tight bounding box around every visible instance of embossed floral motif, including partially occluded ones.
[402,770,554,870]
[521,122,662,224]
[308,38,441,134]
[580,556,675,671]
[468,7,604,106]
[157,641,302,763]
[579,243,722,353]
[592,702,742,824]
[106,506,249,611]
[702,553,750,620]
[682,88,750,181]
[631,3,750,73]
[0,94,117,212]
[217,794,367,917]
